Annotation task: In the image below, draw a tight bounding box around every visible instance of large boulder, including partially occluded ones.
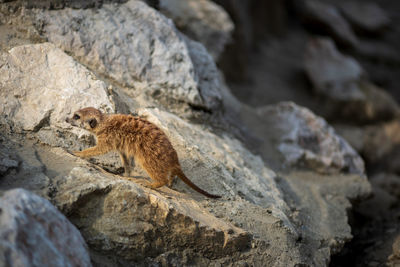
[32,0,222,111]
[0,188,91,267]
[257,102,365,174]
[54,166,251,265]
[298,0,358,47]
[339,2,390,34]
[0,43,114,132]
[304,38,399,123]
[158,0,234,60]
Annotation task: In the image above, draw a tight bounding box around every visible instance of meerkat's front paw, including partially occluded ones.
[136,180,151,188]
[73,151,84,157]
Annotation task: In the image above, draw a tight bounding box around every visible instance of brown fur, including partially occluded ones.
[66,107,220,198]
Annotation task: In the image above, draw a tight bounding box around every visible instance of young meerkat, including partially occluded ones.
[66,107,221,198]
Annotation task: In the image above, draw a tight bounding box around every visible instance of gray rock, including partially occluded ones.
[183,35,224,111]
[0,150,18,176]
[304,38,364,101]
[0,188,91,267]
[257,102,365,174]
[299,0,358,47]
[158,0,234,60]
[340,2,390,34]
[0,43,114,132]
[32,0,222,111]
[304,38,399,122]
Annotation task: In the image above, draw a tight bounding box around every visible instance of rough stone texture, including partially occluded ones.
[32,0,222,111]
[343,173,400,266]
[362,120,400,167]
[335,119,400,174]
[339,2,390,34]
[0,148,19,176]
[0,188,91,267]
[304,38,399,123]
[389,234,400,266]
[0,1,377,265]
[256,102,365,174]
[158,0,234,60]
[299,0,358,47]
[0,43,114,131]
[54,166,250,265]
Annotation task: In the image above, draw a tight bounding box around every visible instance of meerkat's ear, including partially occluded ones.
[88,118,97,128]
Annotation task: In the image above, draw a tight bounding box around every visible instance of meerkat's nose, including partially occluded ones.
[65,117,69,123]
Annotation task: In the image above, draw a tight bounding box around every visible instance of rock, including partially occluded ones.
[256,102,365,175]
[347,173,400,266]
[371,173,400,200]
[304,38,399,123]
[0,149,19,176]
[299,0,358,47]
[158,0,234,60]
[362,120,400,165]
[55,166,251,265]
[335,119,400,173]
[0,139,52,196]
[0,188,91,267]
[304,38,363,100]
[32,0,222,111]
[0,43,114,132]
[389,234,400,266]
[183,35,225,111]
[339,2,390,34]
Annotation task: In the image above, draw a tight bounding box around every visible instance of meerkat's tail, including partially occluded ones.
[174,168,221,199]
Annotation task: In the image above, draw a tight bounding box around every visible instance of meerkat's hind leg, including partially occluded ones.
[167,170,175,188]
[147,180,167,189]
[143,171,169,189]
[119,152,132,177]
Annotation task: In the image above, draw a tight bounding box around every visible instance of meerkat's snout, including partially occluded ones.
[66,113,81,127]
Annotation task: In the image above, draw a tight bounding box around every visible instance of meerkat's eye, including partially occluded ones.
[73,114,80,120]
[88,118,97,128]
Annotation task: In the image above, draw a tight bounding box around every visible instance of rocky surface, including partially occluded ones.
[220,0,400,265]
[0,188,91,267]
[335,118,400,174]
[158,0,234,60]
[32,0,222,111]
[389,235,400,266]
[0,0,387,266]
[339,2,390,34]
[0,42,114,131]
[256,102,364,174]
[299,0,358,47]
[304,37,399,122]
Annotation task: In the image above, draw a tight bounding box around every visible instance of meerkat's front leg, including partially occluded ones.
[73,139,111,158]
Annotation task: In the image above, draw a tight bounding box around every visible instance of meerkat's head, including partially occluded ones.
[66,107,104,132]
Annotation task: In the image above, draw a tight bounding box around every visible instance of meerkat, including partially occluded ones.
[66,107,221,198]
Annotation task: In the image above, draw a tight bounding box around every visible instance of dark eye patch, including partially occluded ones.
[88,118,97,128]
[73,114,80,120]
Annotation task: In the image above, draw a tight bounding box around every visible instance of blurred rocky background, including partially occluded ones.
[0,0,398,266]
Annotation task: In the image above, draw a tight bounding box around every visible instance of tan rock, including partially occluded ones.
[0,43,113,131]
